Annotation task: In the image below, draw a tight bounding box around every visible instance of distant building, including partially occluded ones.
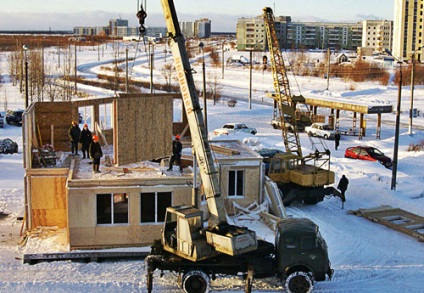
[361,20,393,53]
[236,16,362,51]
[109,19,128,37]
[195,18,211,38]
[145,27,167,39]
[236,16,267,51]
[393,0,424,61]
[180,22,195,38]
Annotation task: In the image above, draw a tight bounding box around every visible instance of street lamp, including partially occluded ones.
[385,49,403,191]
[149,40,156,94]
[221,41,225,79]
[408,46,424,135]
[22,45,29,109]
[199,42,207,132]
[248,40,263,110]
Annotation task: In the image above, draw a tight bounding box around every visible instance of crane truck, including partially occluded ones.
[263,7,343,205]
[144,2,333,293]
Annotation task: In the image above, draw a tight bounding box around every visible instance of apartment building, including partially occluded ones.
[180,22,195,38]
[393,0,424,60]
[236,16,267,51]
[237,16,362,51]
[195,18,211,38]
[362,20,393,53]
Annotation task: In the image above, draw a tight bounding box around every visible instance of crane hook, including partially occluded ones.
[136,4,147,34]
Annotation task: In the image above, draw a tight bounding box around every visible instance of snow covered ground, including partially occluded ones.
[1,41,424,292]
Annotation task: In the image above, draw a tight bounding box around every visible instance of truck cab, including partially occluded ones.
[276,218,333,291]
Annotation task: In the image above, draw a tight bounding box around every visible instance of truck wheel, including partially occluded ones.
[307,132,312,136]
[285,271,313,293]
[182,270,210,293]
[323,134,329,139]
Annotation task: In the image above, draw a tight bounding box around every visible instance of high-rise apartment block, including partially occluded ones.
[180,19,211,38]
[393,0,424,60]
[362,20,393,53]
[236,16,364,51]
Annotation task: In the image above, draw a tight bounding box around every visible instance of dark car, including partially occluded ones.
[6,109,24,126]
[0,138,18,154]
[344,146,392,168]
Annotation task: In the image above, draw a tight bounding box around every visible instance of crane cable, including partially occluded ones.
[131,0,149,77]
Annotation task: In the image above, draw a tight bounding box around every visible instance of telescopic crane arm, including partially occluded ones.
[160,0,227,228]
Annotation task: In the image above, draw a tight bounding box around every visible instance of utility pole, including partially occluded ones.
[22,45,29,108]
[249,48,253,110]
[126,47,129,93]
[326,48,330,90]
[221,42,225,79]
[409,46,423,135]
[74,43,77,95]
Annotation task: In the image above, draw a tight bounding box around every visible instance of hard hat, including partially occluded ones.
[83,123,88,128]
[175,135,180,140]
[92,135,99,141]
[72,120,76,125]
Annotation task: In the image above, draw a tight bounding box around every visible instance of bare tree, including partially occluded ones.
[207,72,223,105]
[161,63,175,92]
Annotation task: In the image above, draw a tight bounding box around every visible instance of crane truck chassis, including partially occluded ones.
[142,2,333,292]
[146,215,333,293]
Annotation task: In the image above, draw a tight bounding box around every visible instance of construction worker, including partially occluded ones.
[335,131,341,150]
[79,124,92,159]
[167,135,182,172]
[68,121,81,156]
[337,175,349,203]
[89,135,103,173]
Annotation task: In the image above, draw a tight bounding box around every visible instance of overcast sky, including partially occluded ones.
[2,0,394,32]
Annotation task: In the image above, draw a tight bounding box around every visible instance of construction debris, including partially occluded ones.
[350,205,424,242]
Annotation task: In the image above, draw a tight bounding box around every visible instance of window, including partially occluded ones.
[140,192,172,223]
[96,193,129,225]
[228,170,244,197]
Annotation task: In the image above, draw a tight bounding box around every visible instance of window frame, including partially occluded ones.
[140,191,173,224]
[96,193,129,226]
[228,169,245,198]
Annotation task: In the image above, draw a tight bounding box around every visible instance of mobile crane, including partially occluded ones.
[144,2,333,292]
[263,7,342,205]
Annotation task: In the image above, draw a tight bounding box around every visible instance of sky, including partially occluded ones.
[1,0,395,32]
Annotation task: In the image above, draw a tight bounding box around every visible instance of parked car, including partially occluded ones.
[6,109,24,126]
[0,138,18,154]
[344,146,392,168]
[305,122,335,139]
[0,113,4,128]
[213,123,257,136]
[271,116,306,132]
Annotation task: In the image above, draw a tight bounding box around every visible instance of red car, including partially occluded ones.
[344,146,392,168]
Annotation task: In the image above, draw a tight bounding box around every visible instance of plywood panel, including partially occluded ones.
[31,176,67,209]
[116,94,173,165]
[32,208,67,228]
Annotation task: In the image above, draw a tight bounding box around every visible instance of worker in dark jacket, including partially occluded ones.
[167,135,183,172]
[337,175,349,202]
[89,135,103,173]
[68,121,81,156]
[335,131,341,150]
[79,124,92,159]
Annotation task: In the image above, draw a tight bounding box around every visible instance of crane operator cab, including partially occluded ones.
[162,206,257,262]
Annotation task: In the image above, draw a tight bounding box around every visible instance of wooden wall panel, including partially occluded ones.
[30,176,68,228]
[115,94,174,165]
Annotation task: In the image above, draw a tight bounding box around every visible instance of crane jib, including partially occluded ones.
[174,56,194,115]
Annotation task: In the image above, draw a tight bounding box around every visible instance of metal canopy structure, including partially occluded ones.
[304,96,393,139]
